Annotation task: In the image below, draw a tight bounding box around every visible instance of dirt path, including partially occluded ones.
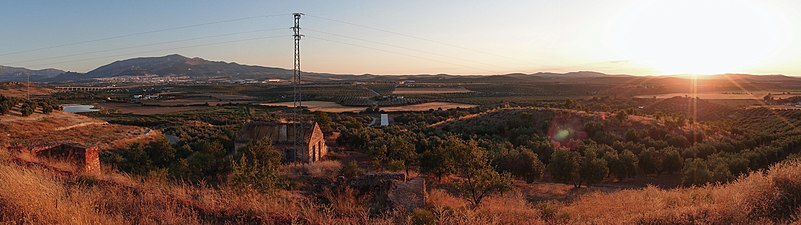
[54,121,108,131]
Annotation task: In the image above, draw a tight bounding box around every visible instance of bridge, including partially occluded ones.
[54,86,120,91]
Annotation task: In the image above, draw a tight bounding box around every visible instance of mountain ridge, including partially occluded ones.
[4,54,801,82]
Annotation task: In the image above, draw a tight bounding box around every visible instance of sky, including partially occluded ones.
[1,0,800,76]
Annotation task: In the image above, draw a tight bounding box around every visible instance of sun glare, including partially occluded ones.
[612,0,789,75]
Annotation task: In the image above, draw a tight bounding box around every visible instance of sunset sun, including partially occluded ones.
[612,0,790,75]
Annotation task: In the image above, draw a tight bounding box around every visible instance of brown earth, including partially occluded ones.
[0,82,57,97]
[0,110,159,150]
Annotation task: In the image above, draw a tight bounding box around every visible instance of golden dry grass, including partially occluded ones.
[1,150,800,224]
[0,110,158,149]
[279,160,342,179]
[561,159,801,224]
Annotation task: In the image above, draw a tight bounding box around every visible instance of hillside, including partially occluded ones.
[0,145,798,224]
[0,110,159,150]
[0,82,57,97]
[0,66,64,82]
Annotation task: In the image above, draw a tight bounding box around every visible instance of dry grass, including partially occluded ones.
[0,110,157,149]
[279,160,342,179]
[2,149,801,224]
[561,159,801,224]
[424,189,544,224]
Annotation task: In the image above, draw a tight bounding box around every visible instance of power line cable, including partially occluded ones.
[8,27,287,66]
[305,14,526,63]
[1,13,289,57]
[305,28,512,72]
[26,35,289,69]
[306,36,498,74]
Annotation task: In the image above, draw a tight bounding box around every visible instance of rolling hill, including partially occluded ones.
[0,66,64,82]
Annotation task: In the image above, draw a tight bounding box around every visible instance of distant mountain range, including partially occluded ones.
[48,54,303,81]
[0,66,64,82]
[1,54,799,83]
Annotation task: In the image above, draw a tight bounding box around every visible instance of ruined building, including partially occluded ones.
[235,121,327,163]
[9,142,100,173]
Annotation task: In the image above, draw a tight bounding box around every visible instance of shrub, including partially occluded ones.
[339,161,364,179]
[412,208,437,225]
[386,159,406,172]
[231,139,281,193]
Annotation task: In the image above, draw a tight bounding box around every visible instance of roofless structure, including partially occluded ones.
[234,121,327,163]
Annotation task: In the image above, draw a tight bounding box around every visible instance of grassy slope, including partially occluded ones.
[1,146,800,224]
[0,111,159,149]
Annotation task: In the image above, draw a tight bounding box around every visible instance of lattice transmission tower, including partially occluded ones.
[291,13,304,150]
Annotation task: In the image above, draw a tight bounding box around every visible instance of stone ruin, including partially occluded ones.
[235,121,328,163]
[348,172,426,211]
[8,142,100,173]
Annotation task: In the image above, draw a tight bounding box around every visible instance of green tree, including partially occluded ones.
[231,139,281,193]
[518,151,545,183]
[618,150,639,178]
[450,137,513,206]
[682,158,712,186]
[615,110,628,121]
[579,151,609,186]
[145,139,176,168]
[315,111,334,134]
[387,136,418,176]
[662,148,683,174]
[420,139,457,181]
[564,98,575,109]
[605,150,638,181]
[40,102,54,114]
[20,102,34,116]
[548,149,582,187]
[638,148,663,175]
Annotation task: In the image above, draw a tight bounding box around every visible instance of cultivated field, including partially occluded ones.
[96,102,207,115]
[260,101,366,113]
[392,87,473,94]
[261,101,477,113]
[381,102,477,112]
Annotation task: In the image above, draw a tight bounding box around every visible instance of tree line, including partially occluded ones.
[0,95,60,116]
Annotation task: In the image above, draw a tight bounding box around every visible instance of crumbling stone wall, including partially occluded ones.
[347,172,426,211]
[10,143,100,173]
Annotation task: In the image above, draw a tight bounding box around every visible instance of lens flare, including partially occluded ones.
[547,113,587,150]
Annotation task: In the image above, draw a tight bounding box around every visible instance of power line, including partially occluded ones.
[0,13,289,57]
[8,27,287,66]
[25,35,289,69]
[305,28,511,72]
[306,36,498,74]
[305,14,525,63]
